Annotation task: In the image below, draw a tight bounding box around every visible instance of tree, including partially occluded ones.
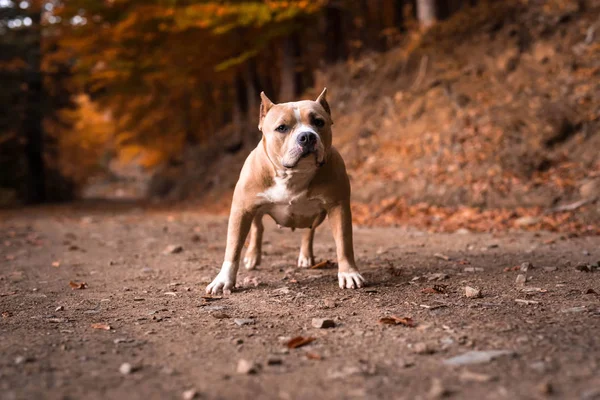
[417,0,437,27]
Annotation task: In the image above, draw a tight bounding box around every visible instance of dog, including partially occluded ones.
[206,88,364,294]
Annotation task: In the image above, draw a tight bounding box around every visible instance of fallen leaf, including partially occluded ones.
[421,285,446,294]
[310,260,336,269]
[305,352,322,360]
[286,336,316,349]
[91,323,111,330]
[378,316,416,327]
[69,281,87,290]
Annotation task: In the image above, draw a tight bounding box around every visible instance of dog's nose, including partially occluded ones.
[297,132,317,147]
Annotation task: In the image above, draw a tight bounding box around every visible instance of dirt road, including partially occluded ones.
[1,204,600,399]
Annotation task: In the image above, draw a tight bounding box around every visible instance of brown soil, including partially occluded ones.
[2,203,600,399]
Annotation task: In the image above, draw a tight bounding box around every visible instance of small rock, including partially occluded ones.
[443,350,515,366]
[211,312,230,319]
[520,262,533,272]
[538,381,553,395]
[516,274,527,287]
[580,179,600,200]
[543,267,557,272]
[119,362,134,375]
[312,318,336,329]
[182,389,198,400]
[55,306,64,311]
[465,286,482,298]
[426,273,449,281]
[464,267,484,273]
[163,245,183,255]
[236,359,258,374]
[15,356,33,365]
[267,357,282,366]
[322,299,337,309]
[413,342,436,355]
[234,318,254,326]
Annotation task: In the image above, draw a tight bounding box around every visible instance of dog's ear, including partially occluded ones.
[258,92,274,131]
[316,87,332,124]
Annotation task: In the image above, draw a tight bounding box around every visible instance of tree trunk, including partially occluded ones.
[278,34,300,102]
[23,5,46,203]
[417,0,437,28]
[324,4,345,63]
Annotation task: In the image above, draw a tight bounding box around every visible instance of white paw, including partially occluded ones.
[206,262,237,295]
[338,271,365,289]
[243,253,260,270]
[297,253,314,268]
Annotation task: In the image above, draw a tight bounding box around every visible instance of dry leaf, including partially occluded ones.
[286,336,316,349]
[421,285,446,294]
[310,260,336,269]
[305,352,322,360]
[69,281,87,290]
[378,316,416,327]
[52,261,60,268]
[91,323,111,330]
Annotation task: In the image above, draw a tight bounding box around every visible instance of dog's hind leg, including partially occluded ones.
[243,214,264,270]
[298,211,326,268]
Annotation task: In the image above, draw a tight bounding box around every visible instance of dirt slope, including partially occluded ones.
[150,0,600,233]
[1,204,600,399]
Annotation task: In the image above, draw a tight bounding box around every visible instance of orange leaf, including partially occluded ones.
[378,316,416,327]
[69,281,88,290]
[91,323,111,330]
[286,336,316,349]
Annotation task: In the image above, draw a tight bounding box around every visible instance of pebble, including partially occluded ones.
[520,262,533,272]
[464,286,482,298]
[464,267,484,273]
[234,318,255,326]
[119,362,134,375]
[516,274,527,287]
[182,389,198,400]
[413,342,436,355]
[443,350,515,366]
[428,378,449,399]
[163,245,183,255]
[55,306,64,311]
[236,359,258,374]
[459,370,494,382]
[312,318,336,329]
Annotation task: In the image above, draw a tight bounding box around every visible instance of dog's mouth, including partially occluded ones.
[282,148,321,169]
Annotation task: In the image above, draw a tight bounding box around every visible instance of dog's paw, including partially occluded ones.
[243,253,260,270]
[297,253,314,268]
[206,262,237,295]
[338,271,365,289]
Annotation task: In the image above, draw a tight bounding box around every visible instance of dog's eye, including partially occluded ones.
[313,119,325,128]
[275,124,288,133]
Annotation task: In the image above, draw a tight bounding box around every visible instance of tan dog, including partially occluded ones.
[206,88,364,294]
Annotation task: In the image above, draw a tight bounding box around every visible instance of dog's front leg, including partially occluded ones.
[327,201,365,289]
[206,206,254,295]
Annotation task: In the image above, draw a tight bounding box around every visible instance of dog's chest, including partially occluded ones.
[257,174,324,229]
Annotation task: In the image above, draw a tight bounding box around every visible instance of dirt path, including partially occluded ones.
[1,204,600,400]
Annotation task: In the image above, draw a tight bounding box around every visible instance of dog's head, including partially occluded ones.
[258,88,333,170]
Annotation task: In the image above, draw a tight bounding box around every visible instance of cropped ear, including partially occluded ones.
[258,91,274,131]
[316,87,332,123]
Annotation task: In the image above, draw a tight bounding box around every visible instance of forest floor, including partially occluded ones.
[1,202,600,400]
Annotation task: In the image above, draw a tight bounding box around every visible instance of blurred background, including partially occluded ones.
[1,0,599,233]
